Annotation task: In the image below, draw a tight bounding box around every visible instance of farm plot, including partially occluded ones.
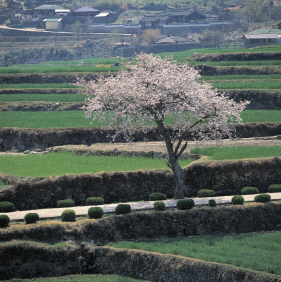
[109,232,281,276]
[1,110,281,128]
[0,152,193,178]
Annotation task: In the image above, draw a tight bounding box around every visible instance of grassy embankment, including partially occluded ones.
[109,231,281,276]
[1,110,281,128]
[0,152,192,178]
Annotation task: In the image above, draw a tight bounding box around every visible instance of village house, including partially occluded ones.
[242,28,281,48]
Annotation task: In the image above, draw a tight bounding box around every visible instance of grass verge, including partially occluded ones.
[189,146,281,160]
[108,232,281,276]
[0,152,193,177]
[0,84,81,89]
[5,274,146,282]
[1,110,281,128]
[0,94,86,102]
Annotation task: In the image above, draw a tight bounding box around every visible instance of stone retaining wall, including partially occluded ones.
[192,51,281,61]
[1,204,281,281]
[1,157,281,211]
[1,239,280,281]
[1,123,281,152]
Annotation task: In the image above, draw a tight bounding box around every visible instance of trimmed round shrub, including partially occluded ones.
[197,189,215,198]
[149,192,167,201]
[268,184,281,193]
[0,201,15,212]
[115,204,131,215]
[154,201,166,211]
[88,207,104,219]
[241,187,259,195]
[176,199,194,210]
[0,215,10,228]
[57,199,75,208]
[209,199,217,207]
[254,194,271,203]
[86,197,104,206]
[231,195,244,205]
[61,209,76,222]
[24,213,39,224]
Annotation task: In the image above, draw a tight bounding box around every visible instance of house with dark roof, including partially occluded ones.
[140,7,221,29]
[73,6,99,16]
[94,11,118,23]
[34,5,64,16]
[242,28,281,48]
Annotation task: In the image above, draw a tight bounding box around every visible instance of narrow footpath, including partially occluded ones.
[1,193,281,221]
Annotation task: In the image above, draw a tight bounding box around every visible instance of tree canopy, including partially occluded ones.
[78,53,248,198]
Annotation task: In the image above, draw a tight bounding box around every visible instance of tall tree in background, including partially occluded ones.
[78,53,248,199]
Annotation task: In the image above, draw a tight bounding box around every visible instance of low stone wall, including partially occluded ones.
[192,51,281,61]
[0,241,81,280]
[1,239,280,281]
[225,89,281,110]
[1,157,281,211]
[1,123,281,152]
[1,203,281,242]
[88,246,280,282]
[0,102,84,111]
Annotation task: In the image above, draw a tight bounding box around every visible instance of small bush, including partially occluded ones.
[115,204,131,215]
[197,189,215,198]
[57,199,75,208]
[254,194,271,203]
[209,199,217,207]
[0,201,15,212]
[88,207,103,219]
[268,184,281,193]
[0,215,10,227]
[154,201,166,211]
[241,187,259,195]
[61,209,76,222]
[176,199,194,210]
[231,195,244,205]
[24,213,39,224]
[149,192,167,201]
[86,197,104,205]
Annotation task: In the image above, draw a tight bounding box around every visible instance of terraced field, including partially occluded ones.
[2,45,281,282]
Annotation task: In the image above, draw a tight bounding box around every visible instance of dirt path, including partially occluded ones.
[0,136,280,156]
[53,135,281,153]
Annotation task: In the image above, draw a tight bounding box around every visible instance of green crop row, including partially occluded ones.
[190,146,281,161]
[0,84,81,89]
[109,231,281,276]
[0,152,193,177]
[0,94,86,102]
[0,110,281,128]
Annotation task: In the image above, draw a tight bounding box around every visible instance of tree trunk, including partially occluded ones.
[171,159,185,199]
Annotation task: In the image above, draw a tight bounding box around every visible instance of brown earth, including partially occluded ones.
[53,135,281,153]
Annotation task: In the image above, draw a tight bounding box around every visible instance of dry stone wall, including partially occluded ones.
[1,157,281,211]
[1,239,281,282]
[1,123,281,151]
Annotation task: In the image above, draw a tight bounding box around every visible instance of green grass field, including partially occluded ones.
[203,74,281,81]
[0,110,281,128]
[192,60,281,66]
[213,81,281,90]
[0,152,193,177]
[109,232,281,276]
[189,146,281,160]
[5,274,146,282]
[0,94,86,102]
[0,83,81,89]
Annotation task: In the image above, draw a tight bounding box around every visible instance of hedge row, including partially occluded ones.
[1,241,280,281]
[1,122,281,151]
[1,202,281,243]
[192,51,281,62]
